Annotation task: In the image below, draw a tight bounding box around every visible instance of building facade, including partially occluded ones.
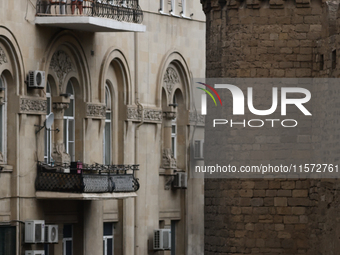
[0,0,205,254]
[201,0,340,254]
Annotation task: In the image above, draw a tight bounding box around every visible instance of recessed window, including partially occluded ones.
[0,75,6,164]
[44,82,52,164]
[63,224,73,255]
[332,50,336,69]
[320,54,324,71]
[171,95,177,158]
[64,81,75,161]
[103,222,114,255]
[103,84,112,165]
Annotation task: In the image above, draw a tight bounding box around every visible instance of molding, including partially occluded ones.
[86,103,106,119]
[189,111,205,126]
[19,97,47,115]
[49,50,73,91]
[127,106,163,123]
[0,46,8,65]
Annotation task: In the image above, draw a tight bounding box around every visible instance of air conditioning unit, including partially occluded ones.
[194,140,204,159]
[154,229,171,250]
[25,251,45,255]
[173,172,187,189]
[27,71,45,89]
[45,225,58,243]
[25,220,45,243]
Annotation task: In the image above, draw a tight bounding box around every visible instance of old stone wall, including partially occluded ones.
[202,0,340,254]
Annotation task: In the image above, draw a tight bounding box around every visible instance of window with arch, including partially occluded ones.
[103,84,112,165]
[44,82,52,163]
[0,75,6,163]
[64,81,75,161]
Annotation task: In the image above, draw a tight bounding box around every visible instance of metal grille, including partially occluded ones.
[36,0,143,24]
[36,162,139,193]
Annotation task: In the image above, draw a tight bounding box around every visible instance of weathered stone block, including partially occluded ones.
[274,197,288,206]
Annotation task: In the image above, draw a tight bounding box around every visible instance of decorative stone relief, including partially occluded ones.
[164,176,175,190]
[50,50,73,91]
[86,104,106,119]
[163,67,180,102]
[127,106,162,123]
[189,111,205,125]
[163,111,177,120]
[162,148,177,169]
[0,47,7,65]
[20,97,47,114]
[52,102,70,119]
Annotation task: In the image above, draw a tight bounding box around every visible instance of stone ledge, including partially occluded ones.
[36,191,137,200]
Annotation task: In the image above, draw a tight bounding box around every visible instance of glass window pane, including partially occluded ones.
[0,105,3,152]
[47,97,51,114]
[105,122,111,165]
[103,222,113,236]
[64,99,74,117]
[64,119,67,152]
[63,225,72,238]
[69,119,74,142]
[103,240,105,255]
[106,113,111,120]
[107,238,113,255]
[171,137,175,157]
[172,125,176,134]
[66,240,72,255]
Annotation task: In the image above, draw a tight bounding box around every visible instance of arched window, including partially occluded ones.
[64,81,75,161]
[0,75,6,163]
[103,84,112,165]
[44,82,52,163]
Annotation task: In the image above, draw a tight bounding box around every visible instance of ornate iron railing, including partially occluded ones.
[35,162,140,193]
[36,0,143,24]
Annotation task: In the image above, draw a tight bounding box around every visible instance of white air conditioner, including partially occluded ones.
[154,229,171,250]
[25,220,45,243]
[27,71,45,89]
[25,251,45,255]
[45,225,58,243]
[194,140,204,159]
[173,172,187,189]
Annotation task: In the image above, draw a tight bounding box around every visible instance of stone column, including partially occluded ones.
[51,96,70,164]
[83,200,103,255]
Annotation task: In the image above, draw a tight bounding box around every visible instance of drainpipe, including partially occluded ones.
[134,31,144,255]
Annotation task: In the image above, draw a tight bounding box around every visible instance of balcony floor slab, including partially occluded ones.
[36,191,137,200]
[35,16,146,32]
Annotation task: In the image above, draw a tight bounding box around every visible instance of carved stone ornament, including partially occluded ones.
[163,67,180,102]
[20,97,47,115]
[163,111,177,120]
[50,50,73,90]
[162,148,177,169]
[52,142,71,164]
[164,176,175,190]
[0,47,8,65]
[127,106,163,123]
[86,103,106,119]
[189,111,205,126]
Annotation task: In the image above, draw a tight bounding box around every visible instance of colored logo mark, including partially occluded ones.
[197,82,222,115]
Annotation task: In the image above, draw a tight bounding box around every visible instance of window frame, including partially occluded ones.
[44,82,52,164]
[63,224,73,255]
[0,75,7,164]
[103,84,112,165]
[103,222,114,255]
[63,81,75,161]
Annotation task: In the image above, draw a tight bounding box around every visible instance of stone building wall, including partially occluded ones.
[202,0,340,254]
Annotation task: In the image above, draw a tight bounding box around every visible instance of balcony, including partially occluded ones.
[35,0,146,32]
[35,162,139,200]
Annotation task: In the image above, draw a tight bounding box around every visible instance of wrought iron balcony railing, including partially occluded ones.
[35,162,140,193]
[36,0,143,24]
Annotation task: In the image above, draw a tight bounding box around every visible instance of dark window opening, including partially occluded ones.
[320,54,324,70]
[0,226,16,255]
[332,50,336,69]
